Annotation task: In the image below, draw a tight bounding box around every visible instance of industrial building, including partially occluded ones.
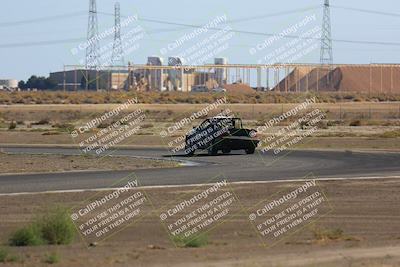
[0,79,18,91]
[53,56,230,92]
[49,69,131,91]
[167,57,183,91]
[51,61,400,93]
[146,56,165,91]
[214,57,228,86]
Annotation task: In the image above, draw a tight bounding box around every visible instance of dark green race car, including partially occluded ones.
[184,116,259,156]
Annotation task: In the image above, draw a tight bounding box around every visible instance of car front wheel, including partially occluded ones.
[208,145,218,156]
[222,147,231,154]
[185,145,195,156]
[245,147,255,154]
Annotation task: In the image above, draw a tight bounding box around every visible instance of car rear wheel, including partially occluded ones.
[245,147,255,154]
[185,145,195,156]
[186,150,195,156]
[222,147,231,154]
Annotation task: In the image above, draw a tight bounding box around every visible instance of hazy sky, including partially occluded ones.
[0,0,399,80]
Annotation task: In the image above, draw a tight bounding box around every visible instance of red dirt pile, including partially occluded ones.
[274,66,400,93]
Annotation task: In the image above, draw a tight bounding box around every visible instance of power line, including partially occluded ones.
[0,38,86,48]
[2,6,400,49]
[331,5,400,18]
[97,7,319,26]
[221,6,320,24]
[103,12,400,47]
[0,5,398,29]
[0,7,315,28]
[2,28,400,49]
[0,28,186,48]
[2,24,400,49]
[0,11,86,27]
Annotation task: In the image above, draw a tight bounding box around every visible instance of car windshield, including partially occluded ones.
[214,118,234,129]
[214,118,242,129]
[233,118,242,129]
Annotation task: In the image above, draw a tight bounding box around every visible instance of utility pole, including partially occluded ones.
[112,2,124,67]
[86,0,99,70]
[320,0,333,65]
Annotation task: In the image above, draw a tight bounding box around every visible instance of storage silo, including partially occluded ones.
[214,58,228,86]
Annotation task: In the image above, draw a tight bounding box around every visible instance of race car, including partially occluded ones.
[184,116,259,156]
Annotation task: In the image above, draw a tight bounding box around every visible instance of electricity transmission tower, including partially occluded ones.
[86,0,99,69]
[320,0,333,65]
[112,2,124,66]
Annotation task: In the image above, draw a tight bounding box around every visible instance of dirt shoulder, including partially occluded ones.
[1,102,399,151]
[1,131,400,151]
[0,178,399,266]
[0,153,178,174]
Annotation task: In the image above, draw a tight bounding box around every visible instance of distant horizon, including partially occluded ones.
[1,0,400,80]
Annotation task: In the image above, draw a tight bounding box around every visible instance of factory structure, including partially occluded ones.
[50,57,230,92]
[0,79,18,91]
[49,61,400,94]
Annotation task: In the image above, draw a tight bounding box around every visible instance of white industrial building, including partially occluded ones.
[147,56,165,91]
[168,57,183,91]
[0,79,18,91]
[214,57,228,86]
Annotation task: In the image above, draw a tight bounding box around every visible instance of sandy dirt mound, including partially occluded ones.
[274,67,312,92]
[223,83,255,93]
[274,66,400,93]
